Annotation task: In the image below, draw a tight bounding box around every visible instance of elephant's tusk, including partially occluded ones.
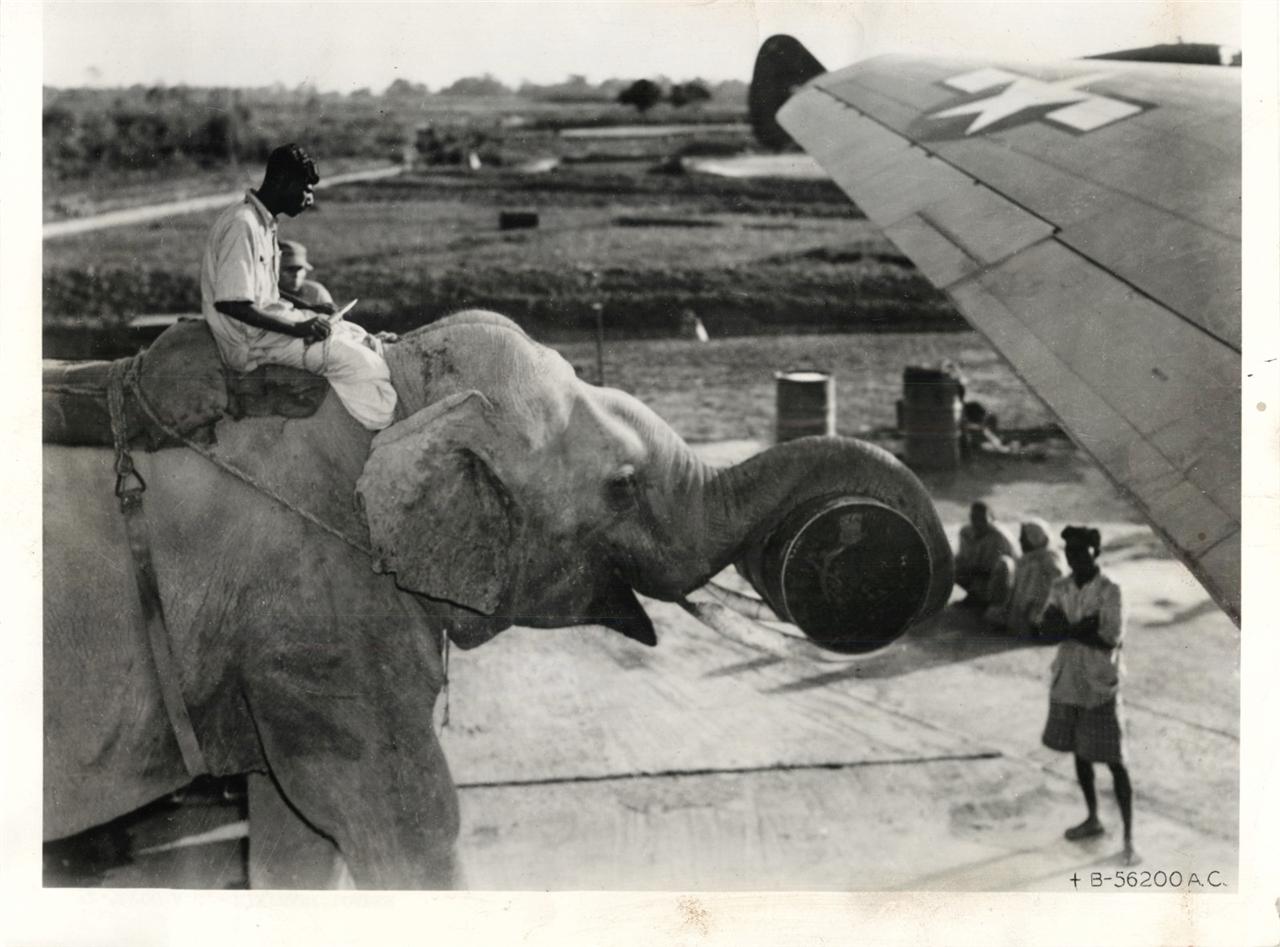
[134,820,249,855]
[678,594,862,664]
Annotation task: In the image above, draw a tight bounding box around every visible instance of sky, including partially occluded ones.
[41,1,1242,92]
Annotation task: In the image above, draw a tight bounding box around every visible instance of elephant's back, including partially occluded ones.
[391,314,578,432]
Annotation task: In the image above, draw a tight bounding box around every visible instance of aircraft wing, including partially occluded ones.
[776,52,1240,621]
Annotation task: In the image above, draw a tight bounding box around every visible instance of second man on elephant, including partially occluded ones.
[278,240,334,311]
[200,143,397,430]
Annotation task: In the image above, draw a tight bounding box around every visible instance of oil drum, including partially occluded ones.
[900,365,963,469]
[737,495,934,654]
[775,371,835,442]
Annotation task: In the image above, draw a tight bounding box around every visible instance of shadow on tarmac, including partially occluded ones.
[766,604,1053,692]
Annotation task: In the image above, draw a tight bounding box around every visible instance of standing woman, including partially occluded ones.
[1039,526,1137,866]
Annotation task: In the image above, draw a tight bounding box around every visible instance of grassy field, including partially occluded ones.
[44,166,957,340]
[44,91,967,340]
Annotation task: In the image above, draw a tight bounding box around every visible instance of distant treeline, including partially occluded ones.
[397,73,746,104]
[43,86,411,178]
[43,76,748,179]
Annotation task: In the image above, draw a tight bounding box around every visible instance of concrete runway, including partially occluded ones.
[443,440,1239,891]
[46,439,1237,892]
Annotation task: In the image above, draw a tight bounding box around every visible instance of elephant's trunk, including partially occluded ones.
[675,436,953,653]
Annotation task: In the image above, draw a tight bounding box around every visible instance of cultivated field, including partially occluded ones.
[44,170,956,340]
[41,96,1045,445]
[44,88,966,343]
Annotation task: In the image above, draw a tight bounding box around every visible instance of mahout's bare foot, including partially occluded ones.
[1064,817,1105,841]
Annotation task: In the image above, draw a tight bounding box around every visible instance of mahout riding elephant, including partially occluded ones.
[43,310,952,887]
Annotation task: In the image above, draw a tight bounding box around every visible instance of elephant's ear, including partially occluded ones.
[356,391,519,615]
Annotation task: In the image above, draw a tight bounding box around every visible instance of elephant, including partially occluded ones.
[43,310,953,888]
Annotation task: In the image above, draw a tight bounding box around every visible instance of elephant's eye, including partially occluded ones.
[604,471,638,512]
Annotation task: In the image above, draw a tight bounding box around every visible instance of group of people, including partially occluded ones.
[953,503,1138,866]
[200,143,398,431]
[954,501,1060,634]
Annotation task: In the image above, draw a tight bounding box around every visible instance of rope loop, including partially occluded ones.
[114,462,146,499]
[107,356,147,503]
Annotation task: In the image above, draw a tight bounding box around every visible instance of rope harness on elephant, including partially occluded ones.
[104,354,452,732]
[107,357,211,777]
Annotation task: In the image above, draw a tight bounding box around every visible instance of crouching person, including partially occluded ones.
[200,143,397,431]
[954,501,1017,608]
[985,518,1064,635]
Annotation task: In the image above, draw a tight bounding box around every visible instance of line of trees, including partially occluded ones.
[417,72,740,104]
[43,85,412,179]
[45,74,744,109]
[616,79,712,113]
[43,88,263,174]
[42,74,745,178]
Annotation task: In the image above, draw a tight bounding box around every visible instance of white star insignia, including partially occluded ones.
[930,69,1142,135]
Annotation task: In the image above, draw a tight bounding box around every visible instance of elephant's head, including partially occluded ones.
[358,311,952,652]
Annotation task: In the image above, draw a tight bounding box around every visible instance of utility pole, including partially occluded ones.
[593,301,605,386]
[580,266,605,386]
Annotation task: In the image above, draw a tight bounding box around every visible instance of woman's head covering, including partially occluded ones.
[1020,518,1052,551]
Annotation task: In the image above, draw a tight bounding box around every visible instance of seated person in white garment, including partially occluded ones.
[277,240,334,311]
[200,143,397,431]
[953,501,1018,607]
[984,517,1064,634]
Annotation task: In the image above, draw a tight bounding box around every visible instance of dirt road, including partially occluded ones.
[42,165,404,241]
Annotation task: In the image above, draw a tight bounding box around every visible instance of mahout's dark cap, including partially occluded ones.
[1061,525,1102,554]
[265,143,319,186]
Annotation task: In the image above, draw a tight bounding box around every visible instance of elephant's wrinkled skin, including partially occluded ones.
[44,311,952,887]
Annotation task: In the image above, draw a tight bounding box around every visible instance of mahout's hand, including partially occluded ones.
[311,301,338,316]
[298,317,332,343]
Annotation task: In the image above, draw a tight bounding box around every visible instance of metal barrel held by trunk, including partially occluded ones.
[736,495,934,654]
